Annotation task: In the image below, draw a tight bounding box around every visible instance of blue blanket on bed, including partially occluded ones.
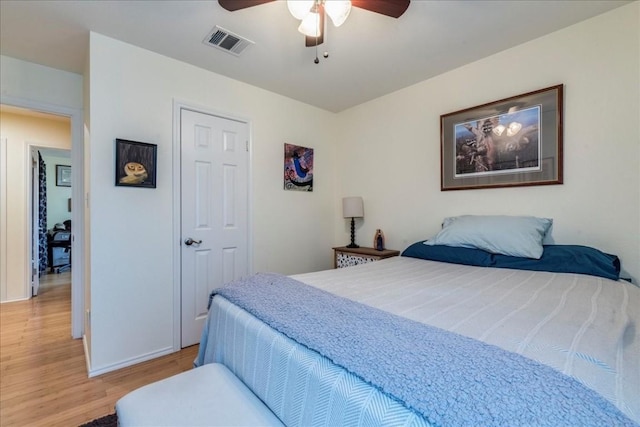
[211,273,637,427]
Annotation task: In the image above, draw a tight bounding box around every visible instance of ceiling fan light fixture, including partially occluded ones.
[298,11,321,37]
[324,1,351,27]
[287,0,315,20]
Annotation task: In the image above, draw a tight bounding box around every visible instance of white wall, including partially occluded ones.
[1,55,83,110]
[335,2,640,282]
[87,33,338,373]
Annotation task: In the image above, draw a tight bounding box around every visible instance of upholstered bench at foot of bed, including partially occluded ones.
[115,363,284,426]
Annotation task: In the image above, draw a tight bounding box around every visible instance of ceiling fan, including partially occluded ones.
[218,0,410,47]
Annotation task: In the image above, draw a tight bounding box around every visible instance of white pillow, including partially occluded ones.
[424,215,553,259]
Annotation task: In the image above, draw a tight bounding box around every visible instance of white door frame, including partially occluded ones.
[1,94,84,339]
[0,138,7,301]
[171,99,254,350]
[28,146,40,297]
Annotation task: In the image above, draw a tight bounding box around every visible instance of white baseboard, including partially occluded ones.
[0,296,29,304]
[87,346,176,378]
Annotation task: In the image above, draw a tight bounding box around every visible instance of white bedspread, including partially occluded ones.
[292,256,640,423]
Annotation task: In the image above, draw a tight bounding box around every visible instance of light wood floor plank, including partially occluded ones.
[0,273,199,426]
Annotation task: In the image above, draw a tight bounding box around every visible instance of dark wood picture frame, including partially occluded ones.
[56,165,71,187]
[440,84,563,191]
[115,139,157,188]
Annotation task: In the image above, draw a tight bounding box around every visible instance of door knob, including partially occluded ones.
[184,238,202,246]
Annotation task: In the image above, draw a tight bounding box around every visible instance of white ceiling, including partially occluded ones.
[0,0,631,112]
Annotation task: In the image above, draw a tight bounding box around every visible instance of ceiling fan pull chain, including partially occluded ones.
[314,13,320,64]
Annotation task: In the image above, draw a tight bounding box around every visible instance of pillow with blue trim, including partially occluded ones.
[424,215,552,259]
[402,241,493,267]
[494,245,621,281]
[402,243,621,281]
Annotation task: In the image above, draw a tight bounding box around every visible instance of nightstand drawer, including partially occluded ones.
[335,252,377,268]
[332,247,400,269]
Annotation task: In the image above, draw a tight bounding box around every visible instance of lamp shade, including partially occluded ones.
[325,1,352,27]
[298,11,321,37]
[342,196,364,218]
[287,0,314,20]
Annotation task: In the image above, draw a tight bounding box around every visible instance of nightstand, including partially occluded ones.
[332,246,400,269]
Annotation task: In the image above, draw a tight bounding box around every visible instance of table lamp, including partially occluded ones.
[342,196,364,248]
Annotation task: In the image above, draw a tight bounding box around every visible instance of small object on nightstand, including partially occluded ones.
[374,229,385,251]
[332,246,399,268]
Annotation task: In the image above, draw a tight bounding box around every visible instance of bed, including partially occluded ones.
[195,216,639,426]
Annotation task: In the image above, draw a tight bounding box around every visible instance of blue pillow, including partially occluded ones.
[424,215,552,259]
[402,241,493,267]
[494,245,621,281]
[402,243,621,281]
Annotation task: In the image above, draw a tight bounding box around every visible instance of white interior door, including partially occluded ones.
[30,149,40,297]
[180,109,249,347]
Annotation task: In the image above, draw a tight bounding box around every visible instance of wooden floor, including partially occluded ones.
[0,272,199,426]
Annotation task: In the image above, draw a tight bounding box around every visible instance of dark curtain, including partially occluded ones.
[38,152,48,274]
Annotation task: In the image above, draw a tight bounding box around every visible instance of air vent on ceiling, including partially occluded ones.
[203,25,254,56]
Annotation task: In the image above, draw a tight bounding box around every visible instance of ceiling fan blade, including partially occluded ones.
[305,5,325,47]
[218,0,275,12]
[351,0,410,18]
[305,32,324,47]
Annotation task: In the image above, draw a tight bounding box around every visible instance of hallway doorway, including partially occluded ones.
[0,102,83,338]
[32,146,73,297]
